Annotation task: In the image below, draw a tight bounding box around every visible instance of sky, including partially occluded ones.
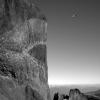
[39,0,100,85]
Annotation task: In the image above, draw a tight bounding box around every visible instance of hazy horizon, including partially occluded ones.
[39,0,100,85]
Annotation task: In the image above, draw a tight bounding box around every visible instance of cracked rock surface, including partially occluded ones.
[0,0,50,100]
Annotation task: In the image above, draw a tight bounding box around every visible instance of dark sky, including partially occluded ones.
[39,0,100,85]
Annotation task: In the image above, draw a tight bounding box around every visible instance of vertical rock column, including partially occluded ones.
[0,0,51,100]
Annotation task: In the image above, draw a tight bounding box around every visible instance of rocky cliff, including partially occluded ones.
[0,0,50,100]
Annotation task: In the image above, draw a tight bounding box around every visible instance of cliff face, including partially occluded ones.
[0,0,50,100]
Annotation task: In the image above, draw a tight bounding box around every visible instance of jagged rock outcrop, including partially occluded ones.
[0,0,50,100]
[69,89,87,100]
[69,89,100,100]
[53,92,59,100]
[53,92,69,100]
[59,94,69,100]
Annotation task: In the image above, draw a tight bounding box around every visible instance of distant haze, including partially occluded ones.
[39,0,100,85]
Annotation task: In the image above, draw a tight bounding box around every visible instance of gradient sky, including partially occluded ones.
[39,0,100,85]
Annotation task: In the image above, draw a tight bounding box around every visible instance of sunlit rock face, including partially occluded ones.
[0,0,50,100]
[69,89,87,100]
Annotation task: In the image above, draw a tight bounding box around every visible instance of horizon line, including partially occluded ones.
[49,83,100,87]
